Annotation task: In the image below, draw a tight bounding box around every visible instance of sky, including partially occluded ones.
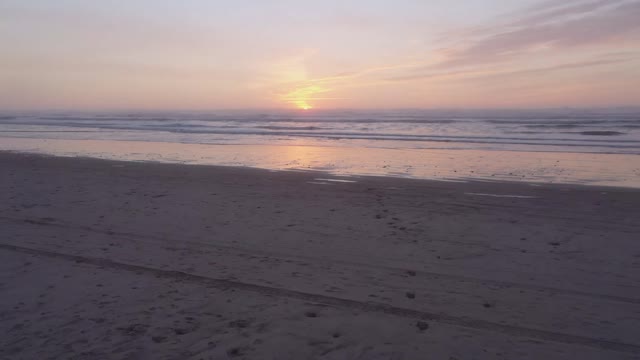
[1,0,639,110]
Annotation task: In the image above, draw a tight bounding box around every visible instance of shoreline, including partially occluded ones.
[2,137,640,188]
[4,149,640,192]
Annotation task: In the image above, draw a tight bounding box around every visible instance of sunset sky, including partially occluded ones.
[1,0,639,110]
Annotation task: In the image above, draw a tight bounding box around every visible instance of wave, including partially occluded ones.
[3,126,639,147]
[1,110,639,154]
[3,118,639,130]
[254,125,321,131]
[579,131,626,136]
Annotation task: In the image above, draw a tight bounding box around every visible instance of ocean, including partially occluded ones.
[1,109,640,153]
[2,109,640,187]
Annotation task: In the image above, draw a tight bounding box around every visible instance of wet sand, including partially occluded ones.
[2,137,640,187]
[1,152,640,359]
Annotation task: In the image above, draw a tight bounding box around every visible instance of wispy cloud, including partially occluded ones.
[385,54,635,82]
[272,0,640,107]
[435,1,639,68]
[379,0,640,84]
[515,0,624,26]
[466,55,634,81]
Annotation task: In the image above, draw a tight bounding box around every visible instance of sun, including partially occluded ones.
[296,101,313,110]
[282,84,325,111]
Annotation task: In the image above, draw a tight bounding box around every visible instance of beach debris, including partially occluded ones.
[228,319,251,328]
[173,328,191,335]
[118,323,149,336]
[406,270,416,276]
[416,321,429,331]
[151,336,167,343]
[406,292,416,299]
[305,311,318,318]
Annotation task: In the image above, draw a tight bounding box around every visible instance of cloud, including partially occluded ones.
[433,0,620,46]
[513,0,625,27]
[386,54,635,82]
[277,1,640,105]
[436,1,640,68]
[468,56,634,80]
[256,0,640,107]
[522,0,585,13]
[381,0,640,86]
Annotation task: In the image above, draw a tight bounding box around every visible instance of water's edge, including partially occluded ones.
[3,138,639,189]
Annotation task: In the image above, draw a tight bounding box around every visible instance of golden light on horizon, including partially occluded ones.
[282,84,326,110]
[296,101,312,110]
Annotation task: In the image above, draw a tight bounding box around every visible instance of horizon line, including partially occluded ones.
[3,106,640,113]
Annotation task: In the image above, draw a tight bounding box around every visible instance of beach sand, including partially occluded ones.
[1,152,639,359]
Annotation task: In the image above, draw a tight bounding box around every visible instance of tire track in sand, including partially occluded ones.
[1,242,639,355]
[1,215,638,306]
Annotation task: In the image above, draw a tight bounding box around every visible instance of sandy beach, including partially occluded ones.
[2,151,640,359]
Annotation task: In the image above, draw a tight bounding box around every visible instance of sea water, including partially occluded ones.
[1,109,639,187]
